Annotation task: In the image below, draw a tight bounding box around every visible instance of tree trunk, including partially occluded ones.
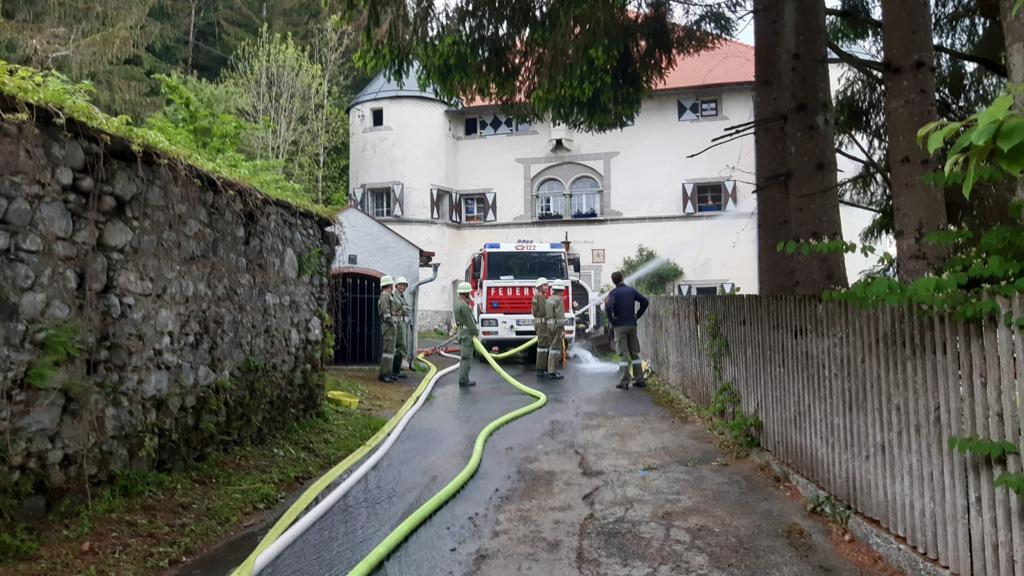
[754,0,796,295]
[187,0,198,73]
[999,0,1024,203]
[785,0,848,293]
[881,0,947,281]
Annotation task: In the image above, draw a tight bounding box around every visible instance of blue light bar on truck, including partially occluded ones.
[550,243,562,249]
[484,243,500,249]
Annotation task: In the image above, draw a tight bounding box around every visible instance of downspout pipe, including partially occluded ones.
[408,262,441,368]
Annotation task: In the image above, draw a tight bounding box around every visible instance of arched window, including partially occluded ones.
[570,176,601,219]
[536,179,566,219]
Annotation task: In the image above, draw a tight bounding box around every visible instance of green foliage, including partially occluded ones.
[807,494,851,528]
[343,0,743,131]
[820,220,1024,322]
[0,526,38,562]
[0,60,334,217]
[298,247,324,279]
[24,322,81,389]
[700,314,761,450]
[918,92,1024,198]
[995,471,1024,495]
[619,245,683,295]
[702,313,729,380]
[949,436,1020,459]
[318,308,336,365]
[949,436,1024,495]
[708,383,763,449]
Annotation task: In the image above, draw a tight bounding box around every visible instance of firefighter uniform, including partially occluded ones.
[378,275,398,382]
[531,277,550,376]
[392,277,411,379]
[545,281,566,379]
[454,282,478,387]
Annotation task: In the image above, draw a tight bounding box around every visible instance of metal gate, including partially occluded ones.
[328,273,382,365]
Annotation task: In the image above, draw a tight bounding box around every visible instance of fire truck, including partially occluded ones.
[464,241,578,351]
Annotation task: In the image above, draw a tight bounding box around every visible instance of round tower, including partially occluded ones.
[348,65,453,221]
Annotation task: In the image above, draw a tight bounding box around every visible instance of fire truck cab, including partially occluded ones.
[465,242,575,349]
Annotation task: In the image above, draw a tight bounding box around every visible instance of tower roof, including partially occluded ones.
[348,64,444,110]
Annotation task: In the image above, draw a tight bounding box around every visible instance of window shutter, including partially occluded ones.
[351,186,365,211]
[484,192,497,222]
[449,192,462,223]
[391,183,404,217]
[724,180,737,208]
[430,188,440,219]
[677,98,699,121]
[682,183,696,214]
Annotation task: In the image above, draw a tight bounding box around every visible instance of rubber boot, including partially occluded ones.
[379,374,395,383]
[547,372,564,380]
[392,353,407,379]
[459,380,477,387]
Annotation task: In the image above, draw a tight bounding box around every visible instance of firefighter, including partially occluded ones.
[392,276,411,380]
[454,281,478,387]
[532,277,550,377]
[378,275,398,382]
[545,280,566,380]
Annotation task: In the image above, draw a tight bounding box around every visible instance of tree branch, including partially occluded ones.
[827,41,884,83]
[826,7,1007,78]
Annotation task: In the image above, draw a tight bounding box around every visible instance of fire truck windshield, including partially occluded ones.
[486,252,567,280]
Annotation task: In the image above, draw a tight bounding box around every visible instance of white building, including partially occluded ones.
[348,42,759,327]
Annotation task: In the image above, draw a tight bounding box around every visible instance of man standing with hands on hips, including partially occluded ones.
[392,277,411,380]
[606,271,649,390]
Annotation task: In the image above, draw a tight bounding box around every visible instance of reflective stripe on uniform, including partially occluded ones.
[547,350,561,358]
[537,347,548,353]
[631,360,644,365]
[381,353,395,360]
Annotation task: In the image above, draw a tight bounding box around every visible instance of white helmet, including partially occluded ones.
[534,277,549,288]
[396,276,408,286]
[552,280,566,291]
[380,275,394,288]
[457,281,472,294]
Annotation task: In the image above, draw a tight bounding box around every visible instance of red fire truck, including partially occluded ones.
[464,242,577,350]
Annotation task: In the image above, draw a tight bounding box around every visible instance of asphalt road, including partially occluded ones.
[258,355,870,576]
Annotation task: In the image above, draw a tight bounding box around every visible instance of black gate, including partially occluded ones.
[328,274,382,365]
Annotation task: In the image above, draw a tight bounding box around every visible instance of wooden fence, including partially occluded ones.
[638,295,1024,576]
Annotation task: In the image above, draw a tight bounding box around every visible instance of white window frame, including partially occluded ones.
[463,195,486,223]
[569,176,602,219]
[535,178,566,219]
[367,187,393,218]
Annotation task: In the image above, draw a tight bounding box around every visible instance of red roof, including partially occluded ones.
[461,39,753,110]
[651,39,754,92]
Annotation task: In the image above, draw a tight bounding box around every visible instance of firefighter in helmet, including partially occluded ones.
[545,280,566,380]
[378,275,398,382]
[454,281,478,387]
[532,277,550,377]
[392,276,411,379]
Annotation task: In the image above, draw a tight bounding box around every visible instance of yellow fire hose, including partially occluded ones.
[346,336,545,575]
[232,355,445,576]
[233,337,544,575]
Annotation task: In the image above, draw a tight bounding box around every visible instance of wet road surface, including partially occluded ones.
[259,356,871,576]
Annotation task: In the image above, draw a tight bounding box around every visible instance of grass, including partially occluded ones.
[417,329,449,341]
[646,377,760,458]
[0,369,409,575]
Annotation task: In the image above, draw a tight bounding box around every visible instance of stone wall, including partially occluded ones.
[0,113,335,503]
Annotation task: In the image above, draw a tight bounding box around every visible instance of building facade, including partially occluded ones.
[348,42,759,327]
